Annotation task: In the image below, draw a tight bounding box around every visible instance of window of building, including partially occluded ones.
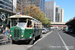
[0,5,3,8]
[0,1,3,4]
[3,0,5,1]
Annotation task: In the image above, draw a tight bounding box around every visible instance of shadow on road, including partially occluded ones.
[63,31,75,37]
[12,37,40,45]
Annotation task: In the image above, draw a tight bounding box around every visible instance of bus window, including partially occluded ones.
[17,23,26,28]
[11,18,17,27]
[27,20,32,28]
[34,24,37,28]
[19,18,27,22]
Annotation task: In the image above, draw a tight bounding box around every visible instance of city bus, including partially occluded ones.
[8,15,42,44]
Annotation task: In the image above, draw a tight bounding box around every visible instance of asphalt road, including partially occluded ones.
[0,31,52,50]
[0,30,75,50]
[28,30,75,50]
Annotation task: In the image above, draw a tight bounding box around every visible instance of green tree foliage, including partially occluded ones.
[23,5,51,27]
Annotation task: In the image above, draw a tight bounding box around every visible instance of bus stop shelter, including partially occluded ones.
[65,17,75,26]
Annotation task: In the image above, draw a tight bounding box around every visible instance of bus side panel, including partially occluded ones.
[25,29,34,38]
[34,29,38,37]
[34,28,42,37]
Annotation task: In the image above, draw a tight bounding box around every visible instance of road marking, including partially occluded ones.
[57,31,69,50]
[26,31,53,50]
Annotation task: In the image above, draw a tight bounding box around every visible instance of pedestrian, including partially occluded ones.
[0,25,3,34]
[5,26,9,36]
[8,29,10,34]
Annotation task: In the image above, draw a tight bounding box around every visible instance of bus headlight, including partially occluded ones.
[30,36,32,38]
[10,34,12,37]
[21,35,23,37]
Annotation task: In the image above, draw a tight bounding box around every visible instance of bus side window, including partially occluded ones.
[27,20,32,27]
[34,23,37,28]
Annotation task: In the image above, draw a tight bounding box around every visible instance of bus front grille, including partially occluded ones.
[14,29,20,37]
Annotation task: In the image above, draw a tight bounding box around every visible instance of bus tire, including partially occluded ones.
[12,40,15,44]
[40,34,42,38]
[29,36,35,45]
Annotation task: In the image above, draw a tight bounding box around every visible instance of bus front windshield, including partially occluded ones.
[10,18,27,27]
[17,23,26,28]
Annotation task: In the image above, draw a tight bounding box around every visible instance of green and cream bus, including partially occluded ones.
[8,15,42,44]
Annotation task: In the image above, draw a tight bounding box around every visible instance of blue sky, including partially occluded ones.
[45,0,75,22]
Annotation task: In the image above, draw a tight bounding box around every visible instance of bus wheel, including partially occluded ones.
[12,40,15,44]
[40,34,42,38]
[29,36,35,45]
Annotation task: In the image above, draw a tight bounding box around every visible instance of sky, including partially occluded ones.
[45,0,75,22]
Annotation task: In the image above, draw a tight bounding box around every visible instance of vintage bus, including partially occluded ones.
[8,15,42,44]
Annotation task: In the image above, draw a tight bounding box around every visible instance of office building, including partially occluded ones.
[0,0,15,28]
[16,0,22,12]
[40,0,45,13]
[61,9,64,22]
[56,5,64,22]
[0,0,13,11]
[21,0,45,13]
[13,0,17,12]
[13,0,45,13]
[45,1,56,22]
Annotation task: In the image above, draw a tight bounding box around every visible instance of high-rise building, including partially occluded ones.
[61,9,64,22]
[0,0,13,11]
[56,5,61,22]
[0,0,15,28]
[55,5,64,22]
[40,0,45,13]
[13,0,45,13]
[16,0,22,12]
[21,0,45,13]
[13,0,17,12]
[45,1,56,22]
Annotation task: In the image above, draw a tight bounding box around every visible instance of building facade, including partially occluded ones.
[13,0,17,12]
[20,0,45,13]
[16,0,22,12]
[56,5,61,22]
[13,0,45,13]
[0,0,15,29]
[40,0,45,13]
[55,5,64,22]
[61,9,64,22]
[0,0,13,11]
[45,1,56,22]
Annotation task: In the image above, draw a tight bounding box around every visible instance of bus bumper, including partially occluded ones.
[11,38,32,41]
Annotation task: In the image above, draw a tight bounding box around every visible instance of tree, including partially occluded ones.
[23,5,51,27]
[16,3,23,12]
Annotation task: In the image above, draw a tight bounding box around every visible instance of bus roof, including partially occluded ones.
[9,15,42,24]
[9,15,33,19]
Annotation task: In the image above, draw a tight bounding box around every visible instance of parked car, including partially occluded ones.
[42,28,47,34]
[46,28,50,32]
[65,27,74,33]
[62,27,66,32]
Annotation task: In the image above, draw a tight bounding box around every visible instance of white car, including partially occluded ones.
[42,28,47,34]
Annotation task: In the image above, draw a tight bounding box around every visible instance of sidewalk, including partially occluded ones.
[0,34,8,44]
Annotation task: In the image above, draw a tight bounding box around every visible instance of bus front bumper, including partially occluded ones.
[11,38,32,41]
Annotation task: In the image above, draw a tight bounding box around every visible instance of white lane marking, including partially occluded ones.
[26,31,53,50]
[57,31,69,50]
